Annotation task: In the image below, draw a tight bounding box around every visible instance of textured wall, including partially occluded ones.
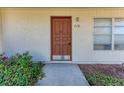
[1,8,124,64]
[0,9,3,53]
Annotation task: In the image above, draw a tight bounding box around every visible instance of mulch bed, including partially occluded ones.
[79,64,124,79]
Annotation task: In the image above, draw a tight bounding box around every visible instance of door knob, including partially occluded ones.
[68,42,71,45]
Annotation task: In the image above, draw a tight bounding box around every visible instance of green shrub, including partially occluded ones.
[0,51,44,86]
[85,72,124,86]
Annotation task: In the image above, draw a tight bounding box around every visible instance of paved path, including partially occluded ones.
[36,64,89,86]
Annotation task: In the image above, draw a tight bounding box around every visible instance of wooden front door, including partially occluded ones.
[51,16,72,61]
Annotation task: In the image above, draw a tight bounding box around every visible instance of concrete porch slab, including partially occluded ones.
[36,63,89,86]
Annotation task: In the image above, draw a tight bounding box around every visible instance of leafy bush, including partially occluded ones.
[85,72,124,86]
[0,51,44,86]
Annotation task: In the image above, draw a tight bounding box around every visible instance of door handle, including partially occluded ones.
[68,42,71,45]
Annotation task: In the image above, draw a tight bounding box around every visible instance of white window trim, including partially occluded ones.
[112,18,115,51]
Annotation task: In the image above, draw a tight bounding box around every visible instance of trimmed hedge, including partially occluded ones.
[0,52,44,86]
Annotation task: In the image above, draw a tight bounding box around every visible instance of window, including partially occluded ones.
[114,18,124,50]
[94,18,112,50]
[94,18,124,50]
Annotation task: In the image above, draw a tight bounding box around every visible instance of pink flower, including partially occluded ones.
[0,52,8,61]
[2,56,8,61]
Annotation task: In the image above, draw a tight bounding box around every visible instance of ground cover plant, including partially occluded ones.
[79,64,124,86]
[0,51,44,86]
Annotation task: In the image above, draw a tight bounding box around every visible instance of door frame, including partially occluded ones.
[50,16,72,61]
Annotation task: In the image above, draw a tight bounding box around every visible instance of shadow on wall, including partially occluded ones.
[31,51,47,62]
[3,49,47,62]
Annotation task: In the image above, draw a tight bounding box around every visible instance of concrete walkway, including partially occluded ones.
[36,64,89,86]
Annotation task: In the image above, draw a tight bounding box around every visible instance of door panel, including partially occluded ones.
[51,17,71,61]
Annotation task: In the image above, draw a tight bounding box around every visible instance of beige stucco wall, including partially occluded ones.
[1,8,124,64]
[0,9,3,53]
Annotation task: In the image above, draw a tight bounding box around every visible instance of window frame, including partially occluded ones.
[93,17,124,51]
